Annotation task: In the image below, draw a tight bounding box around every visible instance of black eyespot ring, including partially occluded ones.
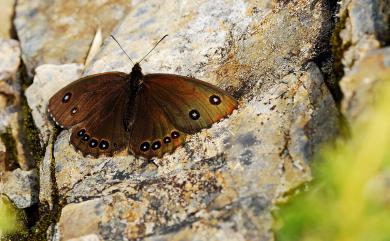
[171,131,180,139]
[140,142,150,152]
[82,134,90,141]
[62,92,72,103]
[89,139,98,148]
[99,140,109,150]
[209,95,221,105]
[163,136,171,144]
[189,109,200,120]
[152,141,161,150]
[71,107,78,115]
[77,129,86,137]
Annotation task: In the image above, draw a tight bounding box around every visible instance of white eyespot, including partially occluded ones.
[71,107,78,115]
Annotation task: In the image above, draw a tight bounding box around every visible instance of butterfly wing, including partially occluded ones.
[127,74,237,159]
[69,90,130,157]
[48,72,130,157]
[128,86,187,159]
[48,72,128,128]
[142,74,238,134]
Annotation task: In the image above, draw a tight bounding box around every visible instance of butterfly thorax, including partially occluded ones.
[124,63,144,132]
[128,63,143,92]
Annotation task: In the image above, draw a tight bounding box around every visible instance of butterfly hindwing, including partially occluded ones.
[142,74,238,134]
[48,72,128,128]
[128,86,186,159]
[70,90,130,157]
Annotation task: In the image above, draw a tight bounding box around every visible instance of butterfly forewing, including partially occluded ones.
[143,74,238,134]
[48,72,128,128]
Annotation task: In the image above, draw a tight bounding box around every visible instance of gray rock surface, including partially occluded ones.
[0,38,34,170]
[339,0,390,71]
[0,39,21,81]
[14,0,131,75]
[0,39,20,133]
[338,0,390,122]
[341,47,390,123]
[0,168,38,209]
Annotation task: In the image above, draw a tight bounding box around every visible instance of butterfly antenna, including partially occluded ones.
[139,34,168,63]
[110,35,135,65]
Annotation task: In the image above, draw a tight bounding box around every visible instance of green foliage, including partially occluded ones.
[0,196,26,237]
[274,82,390,241]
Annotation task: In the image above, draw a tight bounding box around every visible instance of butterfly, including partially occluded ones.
[47,36,238,159]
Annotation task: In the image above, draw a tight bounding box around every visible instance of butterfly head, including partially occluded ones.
[132,63,142,73]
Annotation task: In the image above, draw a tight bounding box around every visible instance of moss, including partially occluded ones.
[330,9,350,102]
[20,67,45,167]
[26,139,63,241]
[0,128,20,171]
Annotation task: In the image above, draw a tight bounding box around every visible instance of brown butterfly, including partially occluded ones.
[47,35,238,159]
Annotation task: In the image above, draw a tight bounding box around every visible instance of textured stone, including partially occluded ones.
[339,0,390,73]
[39,138,54,208]
[336,0,390,123]
[0,0,15,39]
[340,47,390,122]
[0,39,21,82]
[0,38,34,170]
[0,168,39,208]
[0,140,6,173]
[33,0,341,240]
[0,39,21,126]
[14,0,131,75]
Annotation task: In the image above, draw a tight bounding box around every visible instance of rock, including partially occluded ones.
[0,168,38,209]
[338,0,390,73]
[38,138,54,208]
[57,197,106,240]
[336,0,390,123]
[42,0,340,240]
[0,39,21,82]
[0,39,35,170]
[25,64,83,143]
[0,139,7,173]
[14,0,131,75]
[0,0,15,39]
[340,47,390,123]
